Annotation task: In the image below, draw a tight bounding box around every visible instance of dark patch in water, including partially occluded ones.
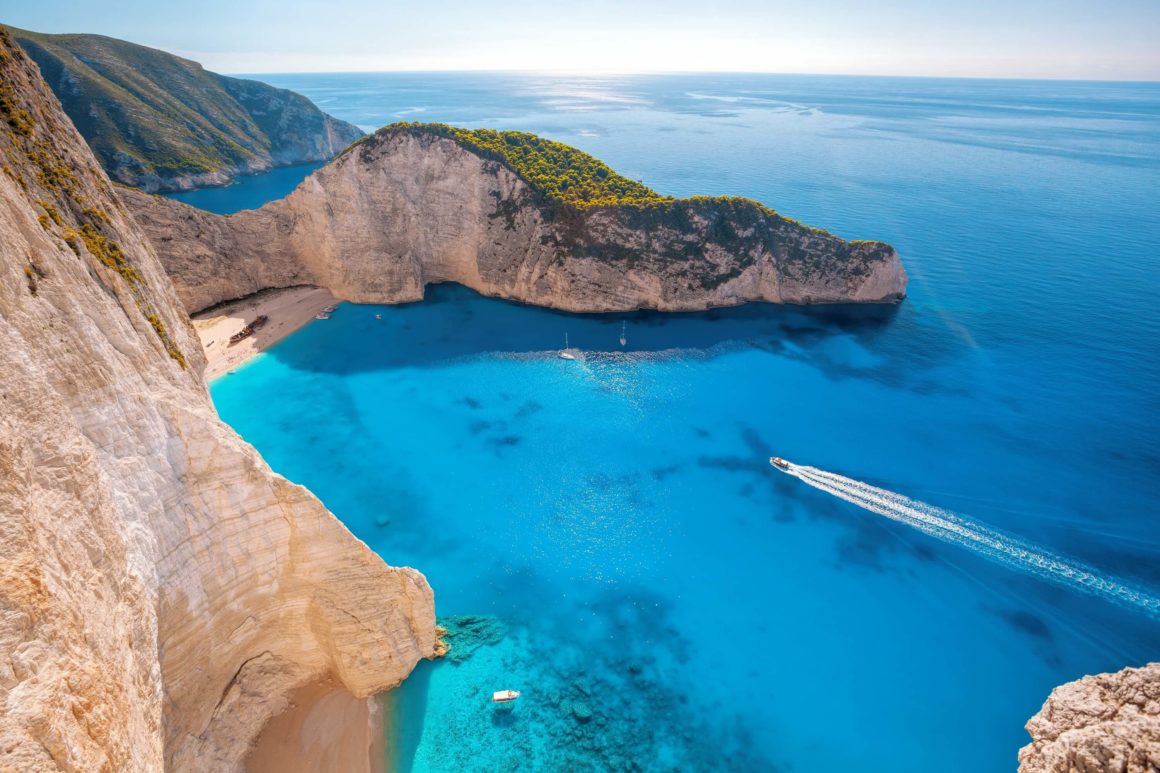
[739,425,770,457]
[651,464,682,481]
[835,528,890,572]
[468,420,494,435]
[692,427,711,438]
[911,543,939,563]
[493,435,522,447]
[698,455,766,475]
[515,400,543,418]
[997,609,1054,642]
[460,396,482,409]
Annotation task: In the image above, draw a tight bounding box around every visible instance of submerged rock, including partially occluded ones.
[439,615,509,664]
[571,701,594,723]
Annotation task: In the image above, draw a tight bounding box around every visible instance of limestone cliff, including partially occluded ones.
[0,28,434,773]
[120,124,907,314]
[7,26,363,192]
[1019,663,1160,773]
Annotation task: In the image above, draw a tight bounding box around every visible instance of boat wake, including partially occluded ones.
[783,463,1160,618]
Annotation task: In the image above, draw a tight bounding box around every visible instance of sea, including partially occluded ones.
[193,73,1160,771]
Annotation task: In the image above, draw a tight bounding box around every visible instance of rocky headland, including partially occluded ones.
[0,28,433,772]
[1019,663,1160,772]
[120,123,908,315]
[7,26,363,192]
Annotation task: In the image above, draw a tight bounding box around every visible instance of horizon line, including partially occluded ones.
[221,67,1160,85]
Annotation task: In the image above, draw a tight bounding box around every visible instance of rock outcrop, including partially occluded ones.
[7,26,363,192]
[120,124,907,314]
[1019,663,1160,772]
[0,28,433,773]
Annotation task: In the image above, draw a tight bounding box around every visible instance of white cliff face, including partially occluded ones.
[121,130,908,315]
[0,30,434,773]
[1019,663,1160,773]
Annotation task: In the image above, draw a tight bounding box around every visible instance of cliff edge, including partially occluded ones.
[7,26,363,192]
[121,123,907,314]
[0,29,433,772]
[1019,663,1160,773]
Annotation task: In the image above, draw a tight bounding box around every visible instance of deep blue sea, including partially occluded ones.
[202,74,1160,771]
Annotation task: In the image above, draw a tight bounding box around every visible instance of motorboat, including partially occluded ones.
[619,321,627,347]
[769,456,790,471]
[491,690,521,703]
[314,312,331,320]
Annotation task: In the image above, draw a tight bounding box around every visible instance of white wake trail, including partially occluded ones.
[784,464,1160,618]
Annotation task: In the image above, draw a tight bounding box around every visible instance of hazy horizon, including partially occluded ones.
[4,0,1159,81]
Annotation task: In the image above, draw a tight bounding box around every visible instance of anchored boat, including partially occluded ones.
[492,690,520,703]
[558,332,578,360]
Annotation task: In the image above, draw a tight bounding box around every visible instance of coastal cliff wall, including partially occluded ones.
[7,26,363,192]
[0,29,434,772]
[121,126,907,314]
[1019,663,1160,772]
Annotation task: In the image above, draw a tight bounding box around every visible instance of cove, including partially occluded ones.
[212,285,1159,771]
[208,72,1160,771]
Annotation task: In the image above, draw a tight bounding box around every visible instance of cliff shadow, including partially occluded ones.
[264,282,912,381]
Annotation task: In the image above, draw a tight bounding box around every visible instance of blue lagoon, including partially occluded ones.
[209,73,1160,771]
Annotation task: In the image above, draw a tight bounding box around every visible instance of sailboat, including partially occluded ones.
[619,321,627,347]
[558,332,577,360]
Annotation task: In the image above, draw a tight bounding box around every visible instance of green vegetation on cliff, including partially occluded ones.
[398,123,670,207]
[6,26,363,191]
[0,28,187,367]
[361,123,842,238]
[361,123,669,208]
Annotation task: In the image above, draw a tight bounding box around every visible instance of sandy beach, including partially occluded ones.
[244,678,387,773]
[192,286,335,380]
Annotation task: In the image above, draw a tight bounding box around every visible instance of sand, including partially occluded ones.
[244,677,387,773]
[192,286,335,380]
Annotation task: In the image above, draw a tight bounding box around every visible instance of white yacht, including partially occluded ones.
[558,332,578,360]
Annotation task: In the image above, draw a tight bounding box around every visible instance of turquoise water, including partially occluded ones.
[163,160,325,213]
[209,74,1160,771]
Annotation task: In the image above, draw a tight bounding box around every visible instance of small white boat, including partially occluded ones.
[322,304,338,313]
[619,321,627,347]
[315,312,331,320]
[769,456,790,471]
[375,313,382,320]
[558,333,577,360]
[492,690,521,703]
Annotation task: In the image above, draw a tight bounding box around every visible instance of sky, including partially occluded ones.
[3,0,1159,80]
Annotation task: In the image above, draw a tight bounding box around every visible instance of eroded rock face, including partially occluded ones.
[120,129,907,315]
[1019,663,1160,772]
[0,29,434,773]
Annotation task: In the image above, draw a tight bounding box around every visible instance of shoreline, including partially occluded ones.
[192,286,335,380]
[244,678,388,773]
